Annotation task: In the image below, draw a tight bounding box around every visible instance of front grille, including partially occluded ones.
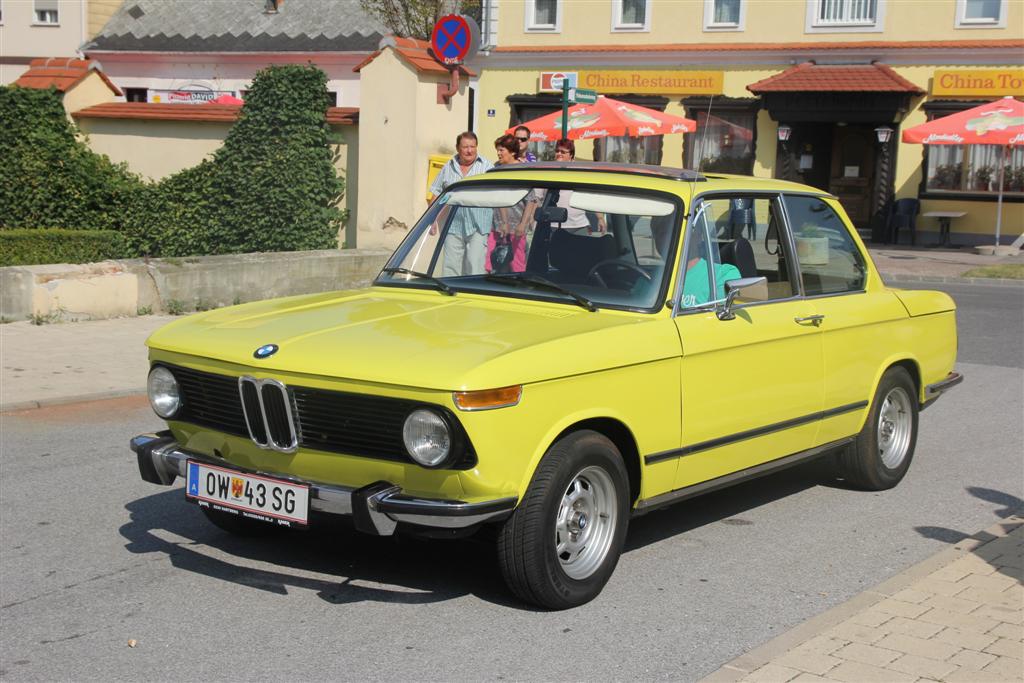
[162,364,475,468]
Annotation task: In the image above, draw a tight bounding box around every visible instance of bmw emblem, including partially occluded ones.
[253,344,279,359]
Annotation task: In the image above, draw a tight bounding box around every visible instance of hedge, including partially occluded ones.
[0,229,132,267]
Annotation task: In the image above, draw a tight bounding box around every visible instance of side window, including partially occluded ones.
[679,195,795,309]
[783,195,866,296]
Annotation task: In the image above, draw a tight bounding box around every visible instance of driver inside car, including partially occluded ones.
[681,226,741,308]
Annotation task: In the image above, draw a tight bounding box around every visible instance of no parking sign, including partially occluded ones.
[431,14,480,66]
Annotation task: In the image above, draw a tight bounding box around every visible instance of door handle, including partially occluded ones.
[794,314,825,327]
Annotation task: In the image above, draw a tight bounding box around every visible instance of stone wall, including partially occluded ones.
[0,249,392,322]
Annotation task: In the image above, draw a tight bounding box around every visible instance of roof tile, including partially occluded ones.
[13,57,122,96]
[353,37,475,76]
[747,62,925,94]
[72,102,358,125]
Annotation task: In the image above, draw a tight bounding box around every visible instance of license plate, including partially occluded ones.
[186,460,310,527]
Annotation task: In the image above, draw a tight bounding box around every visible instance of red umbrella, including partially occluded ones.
[207,94,244,105]
[902,96,1024,248]
[507,95,696,143]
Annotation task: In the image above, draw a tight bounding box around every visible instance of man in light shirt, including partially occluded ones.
[429,131,493,276]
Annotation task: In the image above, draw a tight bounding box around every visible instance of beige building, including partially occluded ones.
[471,0,1024,246]
[0,0,120,84]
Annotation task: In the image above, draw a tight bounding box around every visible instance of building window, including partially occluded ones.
[326,91,338,107]
[612,0,650,31]
[33,0,59,24]
[955,0,1007,28]
[594,136,663,165]
[921,101,1024,199]
[704,0,745,31]
[806,0,885,32]
[525,0,560,32]
[124,88,148,103]
[682,98,759,174]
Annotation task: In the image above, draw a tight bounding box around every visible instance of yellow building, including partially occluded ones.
[472,0,1024,245]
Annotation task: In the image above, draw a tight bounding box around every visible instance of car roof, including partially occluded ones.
[460,161,831,200]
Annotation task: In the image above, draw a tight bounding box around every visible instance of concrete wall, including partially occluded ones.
[0,249,392,323]
[356,49,470,250]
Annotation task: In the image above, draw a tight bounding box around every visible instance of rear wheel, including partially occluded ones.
[839,367,919,490]
[497,430,629,609]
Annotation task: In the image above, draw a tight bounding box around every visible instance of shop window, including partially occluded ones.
[326,91,338,107]
[806,0,885,32]
[594,136,663,165]
[526,0,561,32]
[612,0,650,31]
[33,0,59,24]
[921,101,1024,199]
[955,0,1007,28]
[124,88,148,103]
[703,0,745,31]
[682,98,758,174]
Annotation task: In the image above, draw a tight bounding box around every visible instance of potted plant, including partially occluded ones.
[795,223,829,265]
[932,163,962,190]
[974,165,994,191]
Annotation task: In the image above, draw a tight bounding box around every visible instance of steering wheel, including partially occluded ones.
[586,259,653,289]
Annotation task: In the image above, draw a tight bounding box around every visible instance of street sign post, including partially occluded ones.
[570,88,598,104]
[561,82,600,138]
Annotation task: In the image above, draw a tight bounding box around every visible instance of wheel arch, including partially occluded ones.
[550,418,643,505]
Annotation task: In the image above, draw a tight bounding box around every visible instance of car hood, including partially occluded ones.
[146,287,680,390]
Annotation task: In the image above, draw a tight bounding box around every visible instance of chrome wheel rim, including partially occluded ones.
[878,386,913,469]
[555,466,617,580]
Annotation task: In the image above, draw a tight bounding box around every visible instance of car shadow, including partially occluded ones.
[120,487,528,610]
[121,456,841,609]
[624,456,837,551]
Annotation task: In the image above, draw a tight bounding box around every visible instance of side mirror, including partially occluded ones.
[717,276,768,321]
[536,206,568,224]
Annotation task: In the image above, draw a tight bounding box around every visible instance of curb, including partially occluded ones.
[880,273,1024,287]
[700,514,1024,682]
[0,387,146,413]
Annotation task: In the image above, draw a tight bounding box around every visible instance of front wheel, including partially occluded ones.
[839,367,919,490]
[497,430,630,609]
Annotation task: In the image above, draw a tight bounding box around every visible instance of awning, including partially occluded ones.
[747,61,924,94]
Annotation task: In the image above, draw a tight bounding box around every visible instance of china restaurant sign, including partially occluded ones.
[540,70,723,95]
[932,70,1024,97]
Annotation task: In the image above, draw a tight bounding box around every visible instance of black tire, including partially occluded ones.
[200,505,281,537]
[497,430,630,610]
[839,367,919,490]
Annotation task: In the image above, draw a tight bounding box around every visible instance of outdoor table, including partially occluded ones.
[922,211,967,248]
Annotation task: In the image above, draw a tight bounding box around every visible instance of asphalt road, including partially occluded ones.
[1,282,1021,681]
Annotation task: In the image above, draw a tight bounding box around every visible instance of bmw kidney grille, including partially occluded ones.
[238,376,299,452]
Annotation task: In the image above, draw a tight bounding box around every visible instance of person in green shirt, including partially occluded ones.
[681,228,741,308]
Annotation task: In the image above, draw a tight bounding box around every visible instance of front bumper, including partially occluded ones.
[131,432,516,536]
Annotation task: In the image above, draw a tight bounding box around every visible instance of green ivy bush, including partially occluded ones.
[122,65,347,256]
[0,87,143,232]
[0,229,130,266]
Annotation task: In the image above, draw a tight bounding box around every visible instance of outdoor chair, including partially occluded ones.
[887,198,920,246]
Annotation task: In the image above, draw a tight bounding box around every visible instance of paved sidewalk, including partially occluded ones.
[867,244,1023,285]
[0,315,173,412]
[704,517,1023,683]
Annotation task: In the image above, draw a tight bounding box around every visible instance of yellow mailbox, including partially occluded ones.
[426,154,449,201]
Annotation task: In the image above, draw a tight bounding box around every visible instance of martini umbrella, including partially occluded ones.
[507,95,696,143]
[902,96,1024,248]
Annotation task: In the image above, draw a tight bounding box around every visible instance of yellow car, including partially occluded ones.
[132,163,961,609]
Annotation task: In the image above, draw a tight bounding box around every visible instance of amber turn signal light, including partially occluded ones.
[453,385,523,411]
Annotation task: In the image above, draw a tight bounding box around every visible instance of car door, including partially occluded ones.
[781,194,912,444]
[666,194,825,491]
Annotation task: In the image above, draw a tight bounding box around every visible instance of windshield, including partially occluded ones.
[376,183,683,312]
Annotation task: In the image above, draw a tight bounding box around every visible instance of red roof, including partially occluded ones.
[493,38,1024,54]
[354,36,475,77]
[747,61,924,94]
[72,102,359,125]
[14,57,122,96]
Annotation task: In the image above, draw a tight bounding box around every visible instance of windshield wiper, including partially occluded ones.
[485,273,597,312]
[380,268,456,296]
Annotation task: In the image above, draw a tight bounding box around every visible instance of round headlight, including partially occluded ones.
[402,409,451,468]
[147,366,181,419]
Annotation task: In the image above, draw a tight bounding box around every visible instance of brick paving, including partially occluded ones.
[705,517,1023,682]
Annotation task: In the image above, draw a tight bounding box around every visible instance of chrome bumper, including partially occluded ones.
[130,432,516,536]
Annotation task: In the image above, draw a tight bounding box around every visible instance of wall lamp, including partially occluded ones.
[777,125,792,142]
[874,126,894,144]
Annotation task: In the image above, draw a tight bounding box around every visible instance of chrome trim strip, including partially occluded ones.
[260,378,299,453]
[644,401,868,465]
[635,437,855,515]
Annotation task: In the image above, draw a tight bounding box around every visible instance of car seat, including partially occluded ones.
[719,237,757,278]
[548,228,619,281]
